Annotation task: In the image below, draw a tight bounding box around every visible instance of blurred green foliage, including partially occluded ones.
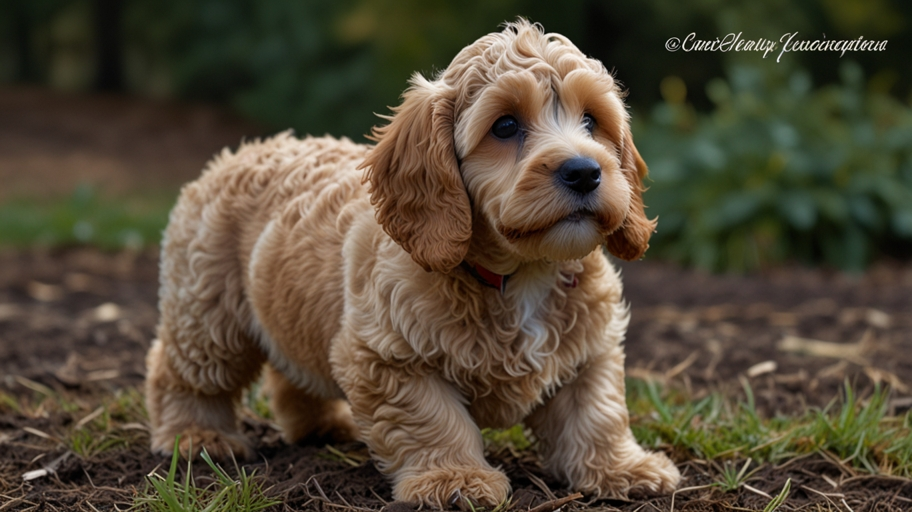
[0,185,172,250]
[1,0,911,270]
[122,0,589,138]
[639,62,912,271]
[6,0,909,136]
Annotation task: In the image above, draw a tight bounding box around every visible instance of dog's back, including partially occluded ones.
[147,134,369,457]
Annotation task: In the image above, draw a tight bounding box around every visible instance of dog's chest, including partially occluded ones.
[434,287,589,428]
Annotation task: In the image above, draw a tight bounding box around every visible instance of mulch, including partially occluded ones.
[1,248,910,511]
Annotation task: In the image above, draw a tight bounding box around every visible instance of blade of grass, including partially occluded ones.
[762,478,791,512]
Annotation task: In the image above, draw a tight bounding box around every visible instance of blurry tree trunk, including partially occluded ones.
[93,0,123,91]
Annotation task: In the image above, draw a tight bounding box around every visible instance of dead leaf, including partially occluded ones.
[665,351,699,380]
[22,468,52,481]
[864,309,891,329]
[119,422,150,432]
[627,367,664,382]
[777,336,868,364]
[22,427,56,441]
[22,452,69,481]
[54,353,83,386]
[75,406,105,429]
[527,493,583,512]
[86,369,120,381]
[92,302,122,322]
[773,369,808,385]
[864,367,909,393]
[14,376,55,396]
[747,360,777,378]
[27,281,64,302]
[817,360,850,380]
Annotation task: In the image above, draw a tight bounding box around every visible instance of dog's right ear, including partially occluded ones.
[604,127,656,261]
[360,75,472,273]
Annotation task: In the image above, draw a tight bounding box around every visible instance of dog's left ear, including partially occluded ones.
[360,75,472,273]
[604,128,657,261]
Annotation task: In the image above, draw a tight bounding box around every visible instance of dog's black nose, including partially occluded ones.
[557,157,601,195]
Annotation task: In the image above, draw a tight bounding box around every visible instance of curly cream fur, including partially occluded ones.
[146,19,679,508]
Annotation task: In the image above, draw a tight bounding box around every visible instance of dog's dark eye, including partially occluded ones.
[491,116,519,139]
[582,114,596,134]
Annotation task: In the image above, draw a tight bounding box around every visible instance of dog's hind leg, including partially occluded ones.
[263,364,359,444]
[145,328,265,460]
[146,238,266,460]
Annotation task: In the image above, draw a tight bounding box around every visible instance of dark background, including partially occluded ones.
[1,0,911,271]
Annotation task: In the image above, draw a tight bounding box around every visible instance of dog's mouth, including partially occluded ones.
[498,208,603,241]
[563,209,595,223]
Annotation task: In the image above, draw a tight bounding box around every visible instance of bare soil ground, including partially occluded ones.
[1,87,911,511]
[0,86,263,200]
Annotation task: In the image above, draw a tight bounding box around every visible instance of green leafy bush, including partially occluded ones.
[638,61,912,272]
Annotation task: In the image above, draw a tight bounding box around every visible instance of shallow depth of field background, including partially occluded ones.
[1,0,911,271]
[2,2,912,510]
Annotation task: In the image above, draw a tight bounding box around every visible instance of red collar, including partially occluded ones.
[460,261,578,294]
[461,261,511,294]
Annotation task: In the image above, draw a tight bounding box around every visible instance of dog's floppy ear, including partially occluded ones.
[360,75,472,273]
[604,128,657,261]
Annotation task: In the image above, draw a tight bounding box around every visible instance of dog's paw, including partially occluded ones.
[623,451,681,496]
[394,466,511,509]
[151,425,253,461]
[572,450,680,499]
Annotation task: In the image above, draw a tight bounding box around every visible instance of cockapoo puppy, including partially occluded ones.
[146,19,680,508]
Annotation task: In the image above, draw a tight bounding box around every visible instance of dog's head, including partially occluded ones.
[362,19,655,273]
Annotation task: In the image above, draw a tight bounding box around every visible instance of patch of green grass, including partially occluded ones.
[319,444,369,467]
[0,389,22,413]
[0,184,174,250]
[628,378,912,478]
[481,424,533,454]
[67,422,131,458]
[65,388,148,458]
[244,382,273,421]
[712,458,759,492]
[6,379,148,457]
[8,376,83,417]
[629,378,788,461]
[132,438,279,512]
[807,384,912,476]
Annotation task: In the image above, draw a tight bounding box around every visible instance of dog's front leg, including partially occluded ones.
[336,349,510,508]
[526,345,680,498]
